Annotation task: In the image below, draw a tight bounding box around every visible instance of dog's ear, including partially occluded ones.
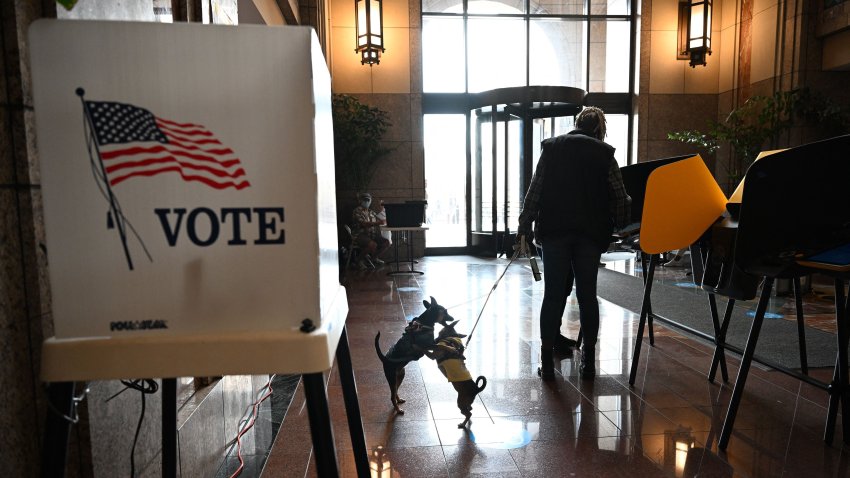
[456,333,467,338]
[422,298,431,309]
[430,296,438,307]
[445,320,458,328]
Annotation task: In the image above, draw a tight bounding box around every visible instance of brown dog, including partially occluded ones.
[375,297,452,413]
[426,321,487,428]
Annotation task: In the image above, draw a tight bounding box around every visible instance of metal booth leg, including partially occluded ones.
[825,280,850,444]
[708,297,734,383]
[336,325,370,477]
[793,277,809,375]
[302,372,340,477]
[640,253,656,346]
[42,381,76,478]
[718,277,774,450]
[629,254,657,386]
[162,378,177,478]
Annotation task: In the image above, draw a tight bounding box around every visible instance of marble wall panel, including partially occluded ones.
[9,103,33,186]
[721,0,739,30]
[329,0,353,27]
[222,375,257,456]
[371,141,413,190]
[409,27,423,93]
[22,102,40,185]
[409,0,421,28]
[0,189,40,475]
[88,379,164,477]
[0,18,6,106]
[373,28,411,94]
[385,0,410,27]
[718,26,737,93]
[646,138,706,160]
[749,77,774,97]
[750,4,778,84]
[56,0,156,20]
[0,107,14,185]
[177,382,226,478]
[717,89,733,117]
[637,138,648,162]
[684,55,720,93]
[645,94,718,140]
[410,140,425,189]
[331,26,373,93]
[637,93,649,141]
[360,93,413,142]
[650,0,678,31]
[15,169,48,323]
[780,18,796,82]
[641,0,653,32]
[753,0,776,17]
[648,30,685,93]
[639,22,651,94]
[410,94,423,142]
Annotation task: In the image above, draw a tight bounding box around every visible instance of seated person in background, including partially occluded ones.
[352,192,391,269]
[374,199,393,245]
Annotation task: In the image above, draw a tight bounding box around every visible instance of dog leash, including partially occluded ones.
[464,246,524,347]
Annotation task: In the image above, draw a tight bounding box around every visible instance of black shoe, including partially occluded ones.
[579,347,596,379]
[554,334,578,355]
[538,346,555,381]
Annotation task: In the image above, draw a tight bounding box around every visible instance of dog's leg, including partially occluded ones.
[392,367,406,413]
[458,411,472,428]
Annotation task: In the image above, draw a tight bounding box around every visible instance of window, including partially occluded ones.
[422,0,637,249]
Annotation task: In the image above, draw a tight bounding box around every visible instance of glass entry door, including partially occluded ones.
[471,107,523,256]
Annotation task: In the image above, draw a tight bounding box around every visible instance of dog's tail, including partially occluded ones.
[375,332,388,364]
[475,376,487,393]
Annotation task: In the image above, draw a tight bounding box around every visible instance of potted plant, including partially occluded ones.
[668,87,850,190]
[332,94,393,194]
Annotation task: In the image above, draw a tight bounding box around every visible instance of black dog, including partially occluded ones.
[425,321,487,428]
[375,297,452,414]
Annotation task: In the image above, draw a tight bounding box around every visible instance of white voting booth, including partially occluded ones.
[31,20,365,477]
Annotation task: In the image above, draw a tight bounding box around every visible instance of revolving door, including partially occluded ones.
[470,86,585,256]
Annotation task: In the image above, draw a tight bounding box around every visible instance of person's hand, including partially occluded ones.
[514,234,527,254]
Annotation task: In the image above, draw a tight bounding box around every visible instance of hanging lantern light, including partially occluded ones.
[686,0,712,67]
[355,0,385,66]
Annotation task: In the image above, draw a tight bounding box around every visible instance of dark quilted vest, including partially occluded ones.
[538,130,616,249]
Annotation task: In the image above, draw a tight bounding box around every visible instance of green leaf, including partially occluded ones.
[56,0,78,10]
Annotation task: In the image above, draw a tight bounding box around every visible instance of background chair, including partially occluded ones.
[343,225,361,273]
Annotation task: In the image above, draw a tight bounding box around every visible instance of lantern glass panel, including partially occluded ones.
[689,3,704,48]
[357,1,368,37]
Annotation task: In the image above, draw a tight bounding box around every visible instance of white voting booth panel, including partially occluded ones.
[30,20,347,380]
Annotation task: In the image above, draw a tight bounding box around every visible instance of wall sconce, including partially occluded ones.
[355,0,385,65]
[677,0,712,67]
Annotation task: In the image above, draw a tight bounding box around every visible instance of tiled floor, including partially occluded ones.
[261,255,850,477]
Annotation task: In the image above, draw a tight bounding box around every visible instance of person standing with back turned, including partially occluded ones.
[517,107,631,381]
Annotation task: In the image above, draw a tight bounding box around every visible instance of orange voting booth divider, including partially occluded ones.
[727,149,786,207]
[639,155,729,255]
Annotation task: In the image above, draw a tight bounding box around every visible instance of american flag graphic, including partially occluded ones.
[85,100,250,190]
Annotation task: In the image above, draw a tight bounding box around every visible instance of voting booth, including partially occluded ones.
[31,20,366,477]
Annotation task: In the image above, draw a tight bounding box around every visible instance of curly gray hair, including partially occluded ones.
[575,106,607,140]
